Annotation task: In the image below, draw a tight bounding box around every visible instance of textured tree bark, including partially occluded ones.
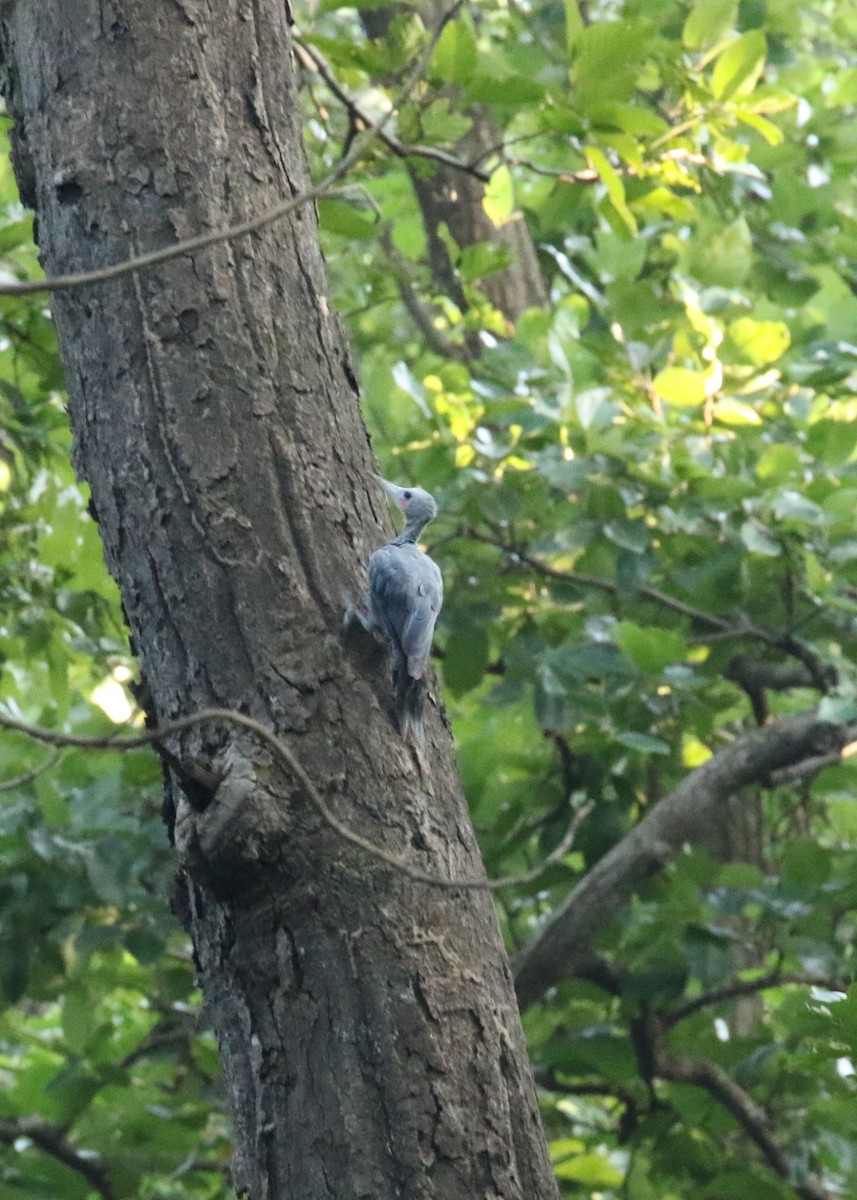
[0,4,558,1198]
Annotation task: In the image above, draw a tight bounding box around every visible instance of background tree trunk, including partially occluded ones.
[0,4,558,1198]
[361,2,548,328]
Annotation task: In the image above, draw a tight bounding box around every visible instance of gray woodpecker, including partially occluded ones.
[356,478,443,739]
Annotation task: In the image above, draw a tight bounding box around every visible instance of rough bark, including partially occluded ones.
[513,712,848,1010]
[0,4,557,1199]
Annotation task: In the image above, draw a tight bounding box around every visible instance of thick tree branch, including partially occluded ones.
[725,658,836,695]
[0,1118,116,1200]
[513,712,850,1009]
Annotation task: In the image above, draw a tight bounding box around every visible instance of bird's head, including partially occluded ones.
[376,477,438,526]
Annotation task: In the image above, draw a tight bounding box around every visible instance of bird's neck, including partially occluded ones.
[393,519,427,546]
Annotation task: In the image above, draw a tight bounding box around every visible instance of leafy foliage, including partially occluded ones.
[2,0,857,1196]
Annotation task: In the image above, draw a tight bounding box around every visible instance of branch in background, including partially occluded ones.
[378,228,468,360]
[725,658,836,695]
[464,529,833,682]
[653,1046,832,1200]
[532,1069,640,1140]
[665,970,850,1028]
[726,657,837,725]
[0,748,62,791]
[0,0,464,297]
[0,707,589,893]
[770,749,853,787]
[464,527,744,632]
[0,1118,116,1200]
[513,711,852,1009]
[293,35,491,182]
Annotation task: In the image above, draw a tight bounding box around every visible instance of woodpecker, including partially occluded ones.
[348,477,443,739]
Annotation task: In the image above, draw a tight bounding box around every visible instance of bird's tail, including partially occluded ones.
[393,661,427,741]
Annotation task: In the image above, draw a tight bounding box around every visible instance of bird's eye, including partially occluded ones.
[403,490,412,500]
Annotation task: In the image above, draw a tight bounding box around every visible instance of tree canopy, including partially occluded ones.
[1,0,857,1197]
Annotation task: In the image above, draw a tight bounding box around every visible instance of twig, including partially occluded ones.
[0,748,62,791]
[463,529,832,679]
[378,227,467,360]
[0,707,587,892]
[666,971,849,1028]
[293,35,491,182]
[0,2,464,298]
[463,527,736,632]
[0,1117,116,1200]
[504,147,709,183]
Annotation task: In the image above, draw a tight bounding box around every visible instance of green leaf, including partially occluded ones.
[712,398,762,425]
[825,66,857,108]
[431,18,477,85]
[652,367,707,406]
[711,31,767,100]
[771,490,824,524]
[733,107,784,145]
[62,986,98,1054]
[554,1151,624,1186]
[483,165,515,227]
[585,146,637,235]
[614,730,671,755]
[780,839,831,887]
[756,444,801,480]
[317,198,376,240]
[740,520,781,556]
[573,20,650,106]
[443,625,490,697]
[564,0,584,54]
[614,622,687,673]
[806,420,857,466]
[728,317,790,364]
[683,0,738,51]
[420,98,473,145]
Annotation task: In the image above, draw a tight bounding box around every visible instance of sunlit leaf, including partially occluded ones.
[585,146,637,235]
[483,164,515,227]
[652,367,707,406]
[711,31,767,100]
[728,317,790,364]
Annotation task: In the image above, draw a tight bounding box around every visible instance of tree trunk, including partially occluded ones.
[0,4,557,1198]
[408,110,548,325]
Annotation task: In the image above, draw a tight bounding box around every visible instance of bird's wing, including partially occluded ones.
[368,546,443,678]
[401,554,443,679]
[368,545,414,658]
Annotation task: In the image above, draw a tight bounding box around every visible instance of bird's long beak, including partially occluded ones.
[374,475,408,509]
